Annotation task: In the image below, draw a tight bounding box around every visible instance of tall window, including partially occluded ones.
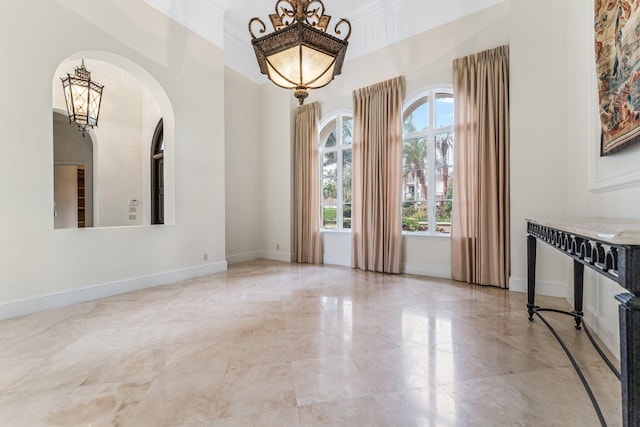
[319,113,353,230]
[402,89,454,234]
[151,118,164,225]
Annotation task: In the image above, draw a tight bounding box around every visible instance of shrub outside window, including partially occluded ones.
[319,113,353,230]
[402,89,454,234]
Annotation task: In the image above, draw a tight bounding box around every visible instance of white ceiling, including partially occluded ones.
[146,0,506,83]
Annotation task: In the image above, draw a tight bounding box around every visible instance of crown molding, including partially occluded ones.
[146,0,506,84]
[222,0,506,84]
[345,0,505,60]
[224,22,267,83]
[145,0,231,49]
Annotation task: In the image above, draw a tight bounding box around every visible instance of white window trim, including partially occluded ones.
[319,111,353,231]
[402,86,454,236]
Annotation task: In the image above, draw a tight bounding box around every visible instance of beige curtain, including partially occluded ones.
[294,102,322,264]
[351,77,404,274]
[451,45,510,288]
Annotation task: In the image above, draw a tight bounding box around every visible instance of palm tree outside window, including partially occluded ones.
[319,112,353,230]
[402,89,454,234]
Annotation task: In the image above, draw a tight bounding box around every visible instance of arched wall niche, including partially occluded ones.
[52,51,175,228]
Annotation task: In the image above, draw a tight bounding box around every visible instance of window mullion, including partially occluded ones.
[428,135,436,233]
[428,91,437,233]
[318,148,324,228]
[336,116,344,230]
[337,148,343,230]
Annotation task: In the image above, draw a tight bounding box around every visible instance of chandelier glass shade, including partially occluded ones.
[61,60,104,136]
[249,0,351,105]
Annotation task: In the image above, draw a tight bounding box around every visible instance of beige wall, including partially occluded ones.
[224,68,264,262]
[564,0,640,357]
[508,0,571,293]
[0,0,226,316]
[260,84,295,261]
[224,70,293,263]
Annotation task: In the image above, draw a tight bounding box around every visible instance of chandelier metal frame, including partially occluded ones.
[249,0,351,105]
[60,60,104,137]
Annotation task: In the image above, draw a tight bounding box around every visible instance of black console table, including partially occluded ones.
[526,218,640,427]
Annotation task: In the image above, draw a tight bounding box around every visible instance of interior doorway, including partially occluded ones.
[54,165,87,228]
[53,112,94,229]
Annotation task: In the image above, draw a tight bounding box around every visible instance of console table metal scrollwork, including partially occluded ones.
[527,218,640,427]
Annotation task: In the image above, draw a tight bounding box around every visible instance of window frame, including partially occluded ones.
[402,86,454,236]
[151,118,164,225]
[318,111,353,231]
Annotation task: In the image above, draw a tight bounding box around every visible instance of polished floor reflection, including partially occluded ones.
[0,260,622,426]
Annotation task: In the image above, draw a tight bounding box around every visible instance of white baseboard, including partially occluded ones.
[226,251,262,264]
[583,305,620,361]
[0,261,227,321]
[226,250,293,264]
[259,250,293,262]
[509,277,570,298]
[403,263,452,279]
[323,255,351,267]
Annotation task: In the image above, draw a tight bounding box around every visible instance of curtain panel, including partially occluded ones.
[451,45,510,288]
[294,102,323,264]
[351,76,405,274]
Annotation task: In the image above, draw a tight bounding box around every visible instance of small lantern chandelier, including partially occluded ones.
[61,60,104,136]
[249,0,351,105]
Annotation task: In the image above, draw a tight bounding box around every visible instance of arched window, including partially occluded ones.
[319,112,353,230]
[151,118,164,225]
[402,88,454,234]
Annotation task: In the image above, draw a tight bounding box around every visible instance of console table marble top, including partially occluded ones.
[526,217,640,426]
[526,218,640,246]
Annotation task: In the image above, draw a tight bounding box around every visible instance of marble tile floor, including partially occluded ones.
[0,260,622,426]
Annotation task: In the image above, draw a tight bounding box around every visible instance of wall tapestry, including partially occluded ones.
[595,0,640,155]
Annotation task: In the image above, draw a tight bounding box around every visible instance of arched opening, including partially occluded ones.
[52,53,175,227]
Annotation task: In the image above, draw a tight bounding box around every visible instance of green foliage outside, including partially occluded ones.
[343,204,351,229]
[322,113,452,232]
[323,180,337,201]
[402,202,428,232]
[402,217,420,232]
[323,206,337,228]
[438,183,453,222]
[401,113,454,233]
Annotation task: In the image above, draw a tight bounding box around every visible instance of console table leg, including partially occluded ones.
[572,260,584,329]
[616,292,640,427]
[527,234,537,321]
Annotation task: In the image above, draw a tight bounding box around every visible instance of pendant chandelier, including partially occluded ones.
[249,0,351,105]
[61,60,104,137]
